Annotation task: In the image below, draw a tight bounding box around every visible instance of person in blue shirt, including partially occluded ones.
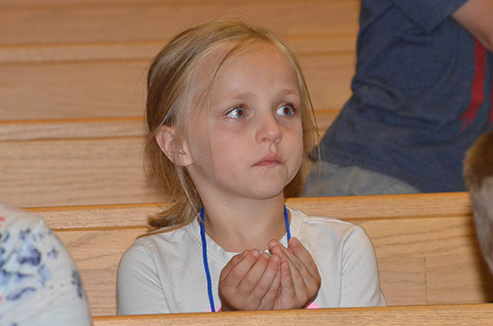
[303,0,493,196]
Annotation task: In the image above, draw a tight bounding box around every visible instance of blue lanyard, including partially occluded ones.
[199,206,291,312]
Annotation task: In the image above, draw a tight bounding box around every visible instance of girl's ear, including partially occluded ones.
[155,126,193,167]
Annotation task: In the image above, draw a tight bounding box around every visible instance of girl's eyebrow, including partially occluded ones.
[225,89,300,100]
[281,89,301,96]
[226,92,254,100]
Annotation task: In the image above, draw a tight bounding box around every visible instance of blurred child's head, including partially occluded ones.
[464,129,493,273]
[145,20,318,228]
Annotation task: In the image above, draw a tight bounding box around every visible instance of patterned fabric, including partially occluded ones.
[0,204,92,326]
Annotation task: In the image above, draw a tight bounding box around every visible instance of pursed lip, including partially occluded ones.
[253,153,284,167]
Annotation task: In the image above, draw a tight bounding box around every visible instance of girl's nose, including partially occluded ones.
[255,112,283,144]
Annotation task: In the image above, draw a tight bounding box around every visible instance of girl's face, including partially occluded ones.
[182,43,303,203]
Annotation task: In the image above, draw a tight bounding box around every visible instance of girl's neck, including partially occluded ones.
[201,195,287,252]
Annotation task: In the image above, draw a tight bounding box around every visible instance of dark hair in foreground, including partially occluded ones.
[464,129,493,273]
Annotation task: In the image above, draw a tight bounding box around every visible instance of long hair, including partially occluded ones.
[145,20,319,230]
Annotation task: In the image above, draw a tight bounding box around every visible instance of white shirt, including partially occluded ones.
[117,207,386,314]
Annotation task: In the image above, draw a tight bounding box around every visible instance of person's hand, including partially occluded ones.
[218,249,282,311]
[268,238,321,309]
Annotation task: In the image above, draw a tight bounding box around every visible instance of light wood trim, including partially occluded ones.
[32,192,472,230]
[0,1,359,46]
[0,52,354,121]
[0,36,356,65]
[92,304,493,326]
[0,109,338,141]
[0,117,146,141]
[0,137,163,208]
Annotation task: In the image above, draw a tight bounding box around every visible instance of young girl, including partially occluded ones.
[117,20,386,314]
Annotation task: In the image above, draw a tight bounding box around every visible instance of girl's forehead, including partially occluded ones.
[204,42,287,71]
[182,41,300,121]
[193,42,295,90]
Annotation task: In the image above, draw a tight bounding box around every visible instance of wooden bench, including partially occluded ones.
[0,0,358,121]
[0,110,338,208]
[0,41,354,120]
[28,192,493,316]
[0,0,358,207]
[91,304,493,326]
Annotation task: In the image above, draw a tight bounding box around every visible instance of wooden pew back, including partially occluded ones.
[0,0,358,121]
[92,304,493,326]
[0,110,337,208]
[32,193,493,316]
[1,0,357,208]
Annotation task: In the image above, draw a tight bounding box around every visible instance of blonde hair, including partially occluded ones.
[145,20,319,229]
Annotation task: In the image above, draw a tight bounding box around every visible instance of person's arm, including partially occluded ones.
[453,0,493,51]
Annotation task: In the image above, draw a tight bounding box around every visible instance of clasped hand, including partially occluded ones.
[218,238,321,311]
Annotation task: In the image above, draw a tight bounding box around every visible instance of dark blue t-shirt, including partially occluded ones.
[318,0,493,192]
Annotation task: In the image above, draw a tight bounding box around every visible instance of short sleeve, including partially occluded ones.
[117,241,170,315]
[0,205,92,326]
[391,0,469,32]
[339,226,387,307]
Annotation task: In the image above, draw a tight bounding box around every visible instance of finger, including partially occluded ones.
[256,254,282,310]
[286,238,321,305]
[277,260,296,305]
[269,240,310,298]
[220,250,260,288]
[288,238,320,279]
[269,240,303,275]
[271,238,318,283]
[236,251,270,293]
[219,250,250,282]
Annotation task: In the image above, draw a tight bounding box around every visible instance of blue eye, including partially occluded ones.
[276,104,295,117]
[226,107,246,119]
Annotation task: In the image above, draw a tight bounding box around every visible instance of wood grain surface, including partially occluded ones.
[0,137,162,207]
[0,52,354,120]
[0,111,338,208]
[92,304,493,326]
[0,0,358,120]
[0,1,358,45]
[34,192,472,229]
[43,193,493,316]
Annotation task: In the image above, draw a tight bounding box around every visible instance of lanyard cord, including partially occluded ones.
[199,206,291,312]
